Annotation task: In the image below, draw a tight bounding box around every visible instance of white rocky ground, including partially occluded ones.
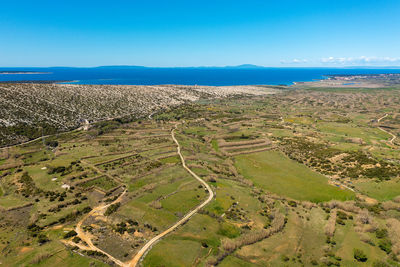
[0,83,278,145]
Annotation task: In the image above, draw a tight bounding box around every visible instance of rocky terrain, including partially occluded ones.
[0,83,277,147]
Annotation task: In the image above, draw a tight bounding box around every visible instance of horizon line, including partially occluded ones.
[2,64,400,69]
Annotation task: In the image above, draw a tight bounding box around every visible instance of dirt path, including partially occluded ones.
[377,114,397,145]
[377,113,388,123]
[0,107,157,151]
[128,122,214,267]
[74,189,128,267]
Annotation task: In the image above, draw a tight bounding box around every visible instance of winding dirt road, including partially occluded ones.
[377,114,397,145]
[74,189,128,266]
[128,122,214,267]
[70,121,213,267]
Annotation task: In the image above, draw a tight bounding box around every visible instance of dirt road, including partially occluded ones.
[377,114,397,145]
[75,190,128,267]
[69,121,213,267]
[128,122,214,267]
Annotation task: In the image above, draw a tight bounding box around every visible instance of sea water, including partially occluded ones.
[1,67,400,86]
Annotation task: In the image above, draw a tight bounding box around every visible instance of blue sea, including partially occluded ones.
[1,67,400,86]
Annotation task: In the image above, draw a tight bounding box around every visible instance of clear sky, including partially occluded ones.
[1,0,400,67]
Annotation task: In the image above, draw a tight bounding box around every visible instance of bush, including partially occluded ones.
[104,202,120,216]
[45,140,58,147]
[30,253,51,264]
[336,218,345,225]
[63,230,77,239]
[378,239,392,254]
[217,222,240,238]
[376,228,388,239]
[27,223,43,237]
[47,166,66,174]
[288,200,297,207]
[373,260,390,267]
[353,248,368,262]
[81,206,92,214]
[38,234,49,245]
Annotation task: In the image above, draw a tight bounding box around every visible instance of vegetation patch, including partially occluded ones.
[235,150,354,202]
[78,176,118,191]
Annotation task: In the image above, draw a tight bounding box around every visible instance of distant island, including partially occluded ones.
[0,71,50,74]
[93,64,266,69]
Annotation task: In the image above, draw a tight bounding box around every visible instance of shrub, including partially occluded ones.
[45,140,58,147]
[281,255,289,262]
[376,228,388,239]
[337,210,348,220]
[30,253,51,264]
[47,166,66,174]
[81,206,92,214]
[38,234,49,245]
[104,202,120,216]
[27,223,43,237]
[63,230,77,239]
[288,200,297,207]
[378,239,392,254]
[353,248,368,262]
[357,209,372,224]
[217,222,240,238]
[373,260,390,267]
[336,218,345,225]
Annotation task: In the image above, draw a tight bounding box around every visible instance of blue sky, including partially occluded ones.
[1,0,399,67]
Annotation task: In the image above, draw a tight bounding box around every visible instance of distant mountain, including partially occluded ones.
[92,64,266,69]
[95,65,147,69]
[224,64,266,69]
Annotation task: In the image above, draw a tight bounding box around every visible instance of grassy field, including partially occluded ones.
[236,208,327,266]
[235,150,355,202]
[316,122,391,145]
[334,221,387,266]
[0,235,109,267]
[0,194,30,208]
[143,239,203,267]
[78,176,118,191]
[354,179,400,201]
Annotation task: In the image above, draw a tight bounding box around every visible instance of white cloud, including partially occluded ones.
[280,58,308,64]
[321,56,400,65]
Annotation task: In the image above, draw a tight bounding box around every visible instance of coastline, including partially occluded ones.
[0,72,51,75]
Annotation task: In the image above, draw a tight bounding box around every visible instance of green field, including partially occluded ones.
[1,240,108,267]
[354,179,400,201]
[78,176,118,191]
[0,194,29,208]
[316,122,390,145]
[235,150,355,202]
[143,239,203,267]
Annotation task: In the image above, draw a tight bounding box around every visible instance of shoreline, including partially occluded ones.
[0,72,51,75]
